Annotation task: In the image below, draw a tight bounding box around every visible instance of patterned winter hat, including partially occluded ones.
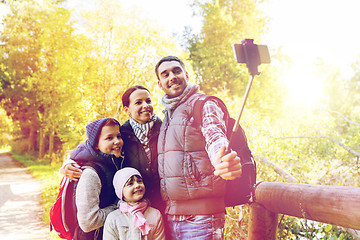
[86,118,110,148]
[113,167,142,200]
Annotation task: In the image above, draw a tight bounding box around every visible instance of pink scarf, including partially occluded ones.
[119,201,151,236]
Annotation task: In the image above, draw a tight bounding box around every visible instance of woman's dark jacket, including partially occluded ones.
[120,116,165,213]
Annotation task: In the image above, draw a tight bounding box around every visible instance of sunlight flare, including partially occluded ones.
[282,62,324,105]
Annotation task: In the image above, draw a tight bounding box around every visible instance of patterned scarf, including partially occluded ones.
[129,115,156,160]
[129,115,156,146]
[119,201,151,236]
[161,82,199,111]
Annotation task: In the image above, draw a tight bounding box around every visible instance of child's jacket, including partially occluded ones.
[103,206,165,240]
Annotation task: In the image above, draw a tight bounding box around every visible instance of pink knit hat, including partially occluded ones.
[113,167,142,200]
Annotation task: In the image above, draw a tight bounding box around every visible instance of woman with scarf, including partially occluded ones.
[119,85,164,214]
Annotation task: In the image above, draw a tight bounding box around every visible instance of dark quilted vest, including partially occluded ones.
[158,92,226,215]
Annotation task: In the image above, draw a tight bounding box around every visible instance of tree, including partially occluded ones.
[0,0,46,152]
[0,107,13,149]
[184,0,286,118]
[76,0,183,123]
[1,0,186,160]
[0,0,89,158]
[185,0,265,93]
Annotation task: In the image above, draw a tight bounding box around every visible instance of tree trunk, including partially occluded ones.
[27,128,37,152]
[38,128,45,159]
[49,127,54,164]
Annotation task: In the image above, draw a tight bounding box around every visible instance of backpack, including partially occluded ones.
[50,163,106,239]
[193,95,256,207]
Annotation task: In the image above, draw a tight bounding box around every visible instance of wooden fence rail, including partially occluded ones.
[248,181,360,239]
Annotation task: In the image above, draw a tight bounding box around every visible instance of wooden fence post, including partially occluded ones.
[248,202,278,240]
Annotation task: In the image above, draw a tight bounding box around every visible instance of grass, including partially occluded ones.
[10,152,64,240]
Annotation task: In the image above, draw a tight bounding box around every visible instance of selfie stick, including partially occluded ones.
[228,39,270,143]
[229,74,255,140]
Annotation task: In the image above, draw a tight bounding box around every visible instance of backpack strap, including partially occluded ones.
[193,94,253,162]
[193,95,230,127]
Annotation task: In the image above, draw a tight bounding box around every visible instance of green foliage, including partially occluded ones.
[0,0,183,159]
[0,0,87,154]
[76,0,182,123]
[278,216,354,239]
[0,108,12,148]
[251,108,360,185]
[184,0,287,119]
[225,205,249,239]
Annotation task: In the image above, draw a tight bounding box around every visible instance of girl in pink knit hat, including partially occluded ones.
[103,167,165,240]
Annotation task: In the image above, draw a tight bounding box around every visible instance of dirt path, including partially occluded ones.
[0,153,49,240]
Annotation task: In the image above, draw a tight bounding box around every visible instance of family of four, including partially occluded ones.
[60,56,242,240]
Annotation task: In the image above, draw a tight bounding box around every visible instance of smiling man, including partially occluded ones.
[156,59,189,98]
[155,56,242,240]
